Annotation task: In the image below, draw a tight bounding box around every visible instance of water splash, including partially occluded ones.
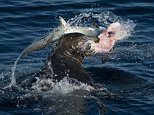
[10,51,25,87]
[31,77,55,91]
[0,72,4,81]
[116,20,136,40]
[68,11,136,39]
[32,77,95,94]
[52,77,95,94]
[68,11,120,27]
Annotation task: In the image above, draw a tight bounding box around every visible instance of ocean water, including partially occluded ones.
[0,0,154,115]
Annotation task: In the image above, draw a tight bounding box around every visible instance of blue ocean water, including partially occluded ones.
[0,0,154,115]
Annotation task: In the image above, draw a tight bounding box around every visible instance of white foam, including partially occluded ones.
[115,20,136,40]
[32,77,94,94]
[31,77,55,91]
[52,77,94,94]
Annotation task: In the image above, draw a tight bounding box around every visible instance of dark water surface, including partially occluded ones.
[0,0,154,115]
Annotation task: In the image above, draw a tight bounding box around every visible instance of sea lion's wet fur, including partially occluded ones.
[39,33,96,85]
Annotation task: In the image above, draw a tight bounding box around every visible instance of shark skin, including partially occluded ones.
[21,16,103,57]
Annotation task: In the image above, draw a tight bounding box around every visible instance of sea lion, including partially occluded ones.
[39,33,95,85]
[37,22,121,87]
[10,17,104,86]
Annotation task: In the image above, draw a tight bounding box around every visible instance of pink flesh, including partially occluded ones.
[90,22,121,53]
